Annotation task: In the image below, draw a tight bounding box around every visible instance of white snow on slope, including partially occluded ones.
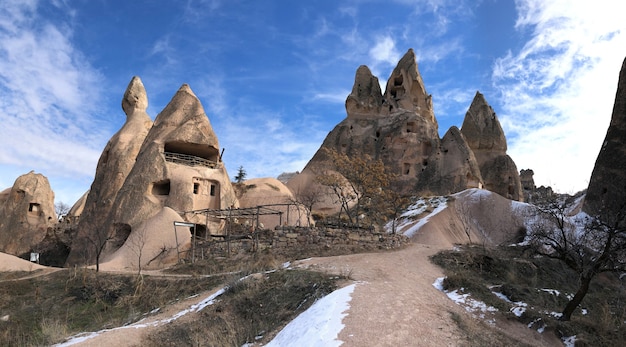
[54,288,226,346]
[265,283,357,347]
[390,197,448,237]
[433,277,497,321]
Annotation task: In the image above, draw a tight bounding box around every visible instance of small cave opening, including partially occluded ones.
[394,74,403,86]
[165,141,220,162]
[111,223,132,249]
[152,180,171,196]
[28,203,40,213]
[191,224,208,238]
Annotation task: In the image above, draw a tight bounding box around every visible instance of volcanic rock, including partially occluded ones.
[66,77,153,265]
[288,49,482,211]
[584,56,626,219]
[345,65,385,119]
[461,92,523,201]
[237,178,311,229]
[0,171,56,256]
[94,83,238,263]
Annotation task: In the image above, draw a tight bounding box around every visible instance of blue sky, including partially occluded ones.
[1,0,625,205]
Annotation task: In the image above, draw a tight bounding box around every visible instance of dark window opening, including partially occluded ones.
[191,224,208,238]
[152,180,171,195]
[422,160,428,166]
[375,131,380,138]
[394,74,403,86]
[193,183,199,194]
[403,163,410,175]
[29,203,40,212]
[210,184,216,196]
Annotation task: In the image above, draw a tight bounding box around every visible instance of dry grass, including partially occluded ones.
[431,245,626,346]
[0,268,226,346]
[145,269,342,347]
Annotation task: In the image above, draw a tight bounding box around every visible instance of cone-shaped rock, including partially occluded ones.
[383,48,435,124]
[584,57,626,219]
[420,126,483,193]
[288,49,485,210]
[461,92,523,201]
[461,92,507,151]
[0,171,56,256]
[345,65,384,119]
[66,76,153,265]
[95,83,237,262]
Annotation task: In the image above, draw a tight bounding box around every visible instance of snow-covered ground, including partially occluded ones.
[264,284,356,347]
[55,274,356,347]
[388,196,447,237]
[54,288,226,346]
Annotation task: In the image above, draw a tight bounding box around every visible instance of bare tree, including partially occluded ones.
[455,197,473,244]
[128,225,149,276]
[292,188,322,227]
[85,229,112,272]
[528,198,626,321]
[55,202,71,221]
[316,148,394,227]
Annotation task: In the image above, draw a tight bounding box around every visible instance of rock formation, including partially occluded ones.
[461,92,523,201]
[66,77,153,265]
[288,49,485,211]
[237,178,311,229]
[584,56,626,220]
[0,171,56,256]
[98,207,190,271]
[66,82,238,267]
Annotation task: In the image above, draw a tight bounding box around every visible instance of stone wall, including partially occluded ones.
[196,226,409,259]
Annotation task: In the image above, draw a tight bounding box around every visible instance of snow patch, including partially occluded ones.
[562,335,577,347]
[265,283,357,347]
[395,197,448,237]
[55,288,226,346]
[433,277,497,320]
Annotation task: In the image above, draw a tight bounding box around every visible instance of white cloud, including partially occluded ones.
[492,0,626,193]
[369,36,401,67]
[0,2,108,192]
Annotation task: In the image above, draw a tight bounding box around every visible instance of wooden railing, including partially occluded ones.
[164,152,219,168]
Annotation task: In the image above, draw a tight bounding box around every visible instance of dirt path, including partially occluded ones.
[296,243,464,346]
[57,241,561,346]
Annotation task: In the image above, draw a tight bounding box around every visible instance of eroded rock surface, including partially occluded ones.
[288,49,484,211]
[461,92,523,201]
[97,83,237,265]
[66,77,153,265]
[584,56,626,219]
[0,171,56,256]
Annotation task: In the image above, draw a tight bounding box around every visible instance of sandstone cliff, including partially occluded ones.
[584,56,626,220]
[0,171,56,256]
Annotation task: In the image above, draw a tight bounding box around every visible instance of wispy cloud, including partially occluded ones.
[369,36,401,67]
[0,1,108,200]
[493,0,626,193]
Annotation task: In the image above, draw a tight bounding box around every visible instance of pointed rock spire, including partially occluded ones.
[151,83,219,151]
[345,65,384,119]
[67,76,153,266]
[122,76,148,115]
[383,48,435,123]
[461,91,507,152]
[584,56,626,218]
[461,91,522,201]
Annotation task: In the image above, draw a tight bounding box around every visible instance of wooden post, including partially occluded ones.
[191,224,197,263]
